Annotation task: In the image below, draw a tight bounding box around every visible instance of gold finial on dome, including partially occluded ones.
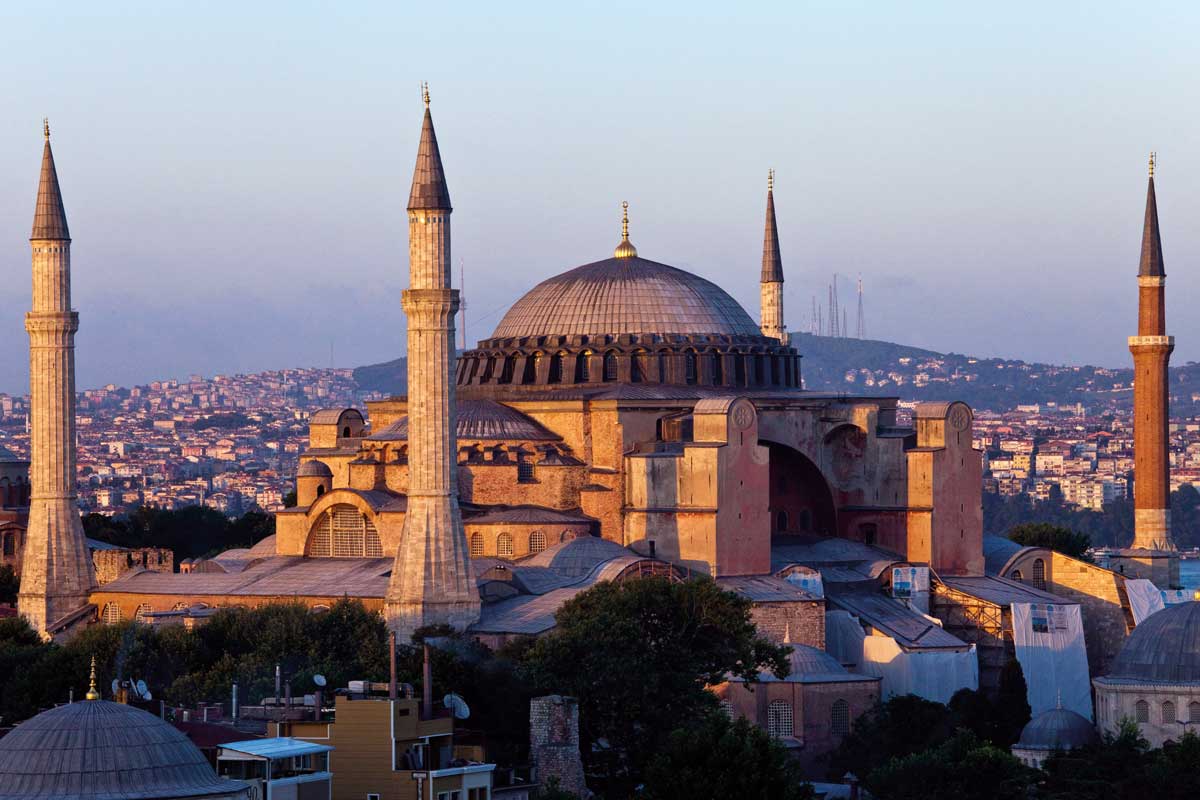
[43,118,50,140]
[422,82,430,107]
[614,200,638,259]
[85,655,100,701]
[1149,151,1156,177]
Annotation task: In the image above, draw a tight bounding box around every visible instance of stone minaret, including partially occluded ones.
[385,88,480,638]
[760,170,786,343]
[1128,153,1175,551]
[18,122,96,636]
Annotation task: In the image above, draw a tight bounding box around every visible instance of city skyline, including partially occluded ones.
[1,2,1198,394]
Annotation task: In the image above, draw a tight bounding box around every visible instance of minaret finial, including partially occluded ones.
[422,82,430,107]
[614,201,638,258]
[1149,151,1156,178]
[85,655,100,701]
[768,169,774,193]
[43,118,50,141]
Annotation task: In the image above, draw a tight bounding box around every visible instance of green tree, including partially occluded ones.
[1007,522,1091,559]
[1039,719,1150,800]
[522,576,788,796]
[867,730,1033,800]
[825,694,955,781]
[641,712,814,800]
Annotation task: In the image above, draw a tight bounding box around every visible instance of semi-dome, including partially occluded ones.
[296,460,333,478]
[0,699,247,800]
[1106,601,1200,683]
[1016,708,1098,752]
[490,257,762,340]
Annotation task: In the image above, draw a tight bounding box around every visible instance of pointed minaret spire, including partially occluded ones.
[759,170,786,343]
[1139,152,1164,278]
[407,83,452,211]
[31,119,70,241]
[613,201,638,258]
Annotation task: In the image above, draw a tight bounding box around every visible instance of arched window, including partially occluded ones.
[470,533,484,557]
[523,354,538,384]
[603,351,618,382]
[684,351,697,385]
[1,531,13,557]
[754,354,765,384]
[575,352,591,383]
[101,603,121,625]
[134,604,152,624]
[316,484,325,498]
[799,509,812,531]
[831,699,851,735]
[1190,702,1200,724]
[711,352,723,385]
[482,357,496,382]
[529,530,547,553]
[777,511,788,532]
[734,354,746,386]
[1010,569,1023,582]
[549,352,564,384]
[631,351,646,383]
[859,523,878,545]
[1135,700,1149,723]
[342,426,351,438]
[657,351,667,382]
[497,532,514,558]
[767,700,793,738]
[173,602,190,611]
[1162,701,1176,723]
[308,505,383,557]
[1032,558,1046,590]
[500,355,516,384]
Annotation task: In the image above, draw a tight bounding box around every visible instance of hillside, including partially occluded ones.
[353,336,1200,414]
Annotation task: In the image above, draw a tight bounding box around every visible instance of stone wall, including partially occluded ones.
[530,694,587,798]
[751,599,825,649]
[92,547,174,585]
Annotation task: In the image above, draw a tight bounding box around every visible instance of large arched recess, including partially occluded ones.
[763,441,837,538]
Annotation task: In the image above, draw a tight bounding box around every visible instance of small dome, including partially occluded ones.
[296,460,333,478]
[490,257,762,340]
[1017,708,1097,752]
[1107,601,1200,683]
[366,399,559,442]
[0,700,247,799]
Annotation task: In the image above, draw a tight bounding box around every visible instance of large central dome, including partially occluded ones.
[490,256,762,340]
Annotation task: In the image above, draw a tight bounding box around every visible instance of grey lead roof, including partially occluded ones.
[940,575,1074,606]
[31,139,70,241]
[982,534,1032,576]
[1016,708,1098,751]
[407,107,451,211]
[761,186,783,283]
[0,700,247,800]
[367,399,559,442]
[1103,601,1200,684]
[490,256,762,340]
[828,589,970,650]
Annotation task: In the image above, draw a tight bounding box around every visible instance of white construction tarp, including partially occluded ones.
[1162,588,1191,605]
[1010,602,1092,720]
[824,611,978,704]
[1125,579,1166,624]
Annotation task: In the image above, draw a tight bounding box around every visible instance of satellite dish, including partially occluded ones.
[443,693,470,720]
[313,674,327,687]
[136,680,149,699]
[110,679,120,696]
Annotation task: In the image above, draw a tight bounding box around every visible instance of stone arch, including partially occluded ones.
[603,350,619,382]
[764,441,837,538]
[305,500,383,557]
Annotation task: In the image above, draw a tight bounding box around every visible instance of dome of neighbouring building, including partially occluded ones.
[490,257,762,340]
[1107,601,1200,683]
[0,699,247,800]
[296,460,334,478]
[1016,708,1098,752]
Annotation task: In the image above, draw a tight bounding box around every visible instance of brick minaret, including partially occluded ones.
[1128,153,1175,551]
[385,88,480,638]
[18,122,96,636]
[760,170,786,343]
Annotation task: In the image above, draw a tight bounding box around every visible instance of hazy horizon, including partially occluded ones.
[2,2,1197,394]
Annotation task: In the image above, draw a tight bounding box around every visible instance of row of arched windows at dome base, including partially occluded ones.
[1130,698,1200,724]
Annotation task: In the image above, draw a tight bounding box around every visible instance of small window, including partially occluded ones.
[767,700,793,738]
[1190,702,1200,724]
[497,533,514,558]
[1135,700,1149,723]
[134,604,153,624]
[603,351,618,382]
[548,353,564,384]
[684,351,697,385]
[517,458,536,483]
[575,352,591,383]
[101,603,121,625]
[470,533,484,558]
[1032,558,1046,590]
[776,511,788,532]
[529,530,546,553]
[1010,569,1022,582]
[368,794,381,800]
[831,699,850,735]
[1162,701,1175,723]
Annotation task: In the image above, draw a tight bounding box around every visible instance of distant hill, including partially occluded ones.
[353,336,1200,414]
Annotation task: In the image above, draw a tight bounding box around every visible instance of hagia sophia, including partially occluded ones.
[8,94,1200,765]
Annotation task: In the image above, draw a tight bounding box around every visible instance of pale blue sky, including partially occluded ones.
[1,1,1197,392]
